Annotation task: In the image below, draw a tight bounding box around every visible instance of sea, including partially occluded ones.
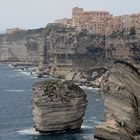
[0,64,104,140]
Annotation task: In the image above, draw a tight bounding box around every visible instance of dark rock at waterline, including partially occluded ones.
[32,80,87,133]
[94,61,140,140]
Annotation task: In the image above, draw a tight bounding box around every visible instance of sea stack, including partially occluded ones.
[32,80,87,133]
[94,61,140,140]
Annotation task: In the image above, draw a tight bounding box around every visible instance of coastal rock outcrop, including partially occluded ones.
[0,28,45,63]
[94,61,140,140]
[65,67,107,87]
[32,80,87,133]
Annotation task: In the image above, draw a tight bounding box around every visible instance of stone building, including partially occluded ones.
[54,18,73,27]
[6,28,25,34]
[54,7,140,36]
[72,7,113,35]
[106,13,140,35]
[54,7,112,35]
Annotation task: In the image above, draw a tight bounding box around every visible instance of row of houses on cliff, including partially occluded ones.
[54,7,140,36]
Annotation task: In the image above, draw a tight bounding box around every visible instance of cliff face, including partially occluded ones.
[47,32,140,81]
[94,62,140,140]
[105,37,140,65]
[45,29,140,78]
[0,26,140,75]
[32,80,87,132]
[0,28,45,63]
[0,27,106,70]
[45,28,106,77]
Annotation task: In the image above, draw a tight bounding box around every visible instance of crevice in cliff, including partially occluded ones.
[114,60,140,75]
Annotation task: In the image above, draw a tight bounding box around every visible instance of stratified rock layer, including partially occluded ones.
[94,61,140,140]
[32,80,87,133]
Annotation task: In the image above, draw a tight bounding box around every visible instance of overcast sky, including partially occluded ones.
[0,0,140,31]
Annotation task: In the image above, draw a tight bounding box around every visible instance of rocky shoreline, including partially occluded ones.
[6,62,104,89]
[1,25,140,139]
[3,58,140,139]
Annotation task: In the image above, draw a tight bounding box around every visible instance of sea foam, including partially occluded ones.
[81,125,93,129]
[17,128,40,135]
[4,89,25,92]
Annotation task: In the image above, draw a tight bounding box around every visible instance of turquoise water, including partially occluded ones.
[0,64,104,140]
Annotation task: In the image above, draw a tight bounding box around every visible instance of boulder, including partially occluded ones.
[65,71,76,81]
[32,80,87,133]
[65,71,88,83]
[94,61,140,140]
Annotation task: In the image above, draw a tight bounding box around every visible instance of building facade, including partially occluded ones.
[54,7,140,36]
[106,13,140,35]
[54,18,73,27]
[72,7,113,35]
[6,28,23,34]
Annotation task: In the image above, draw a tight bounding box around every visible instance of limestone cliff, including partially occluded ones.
[105,37,140,65]
[45,28,106,77]
[0,28,45,63]
[94,61,140,140]
[0,25,140,77]
[45,28,140,78]
[32,80,87,133]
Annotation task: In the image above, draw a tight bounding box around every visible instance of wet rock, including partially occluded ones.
[32,80,87,133]
[94,61,140,140]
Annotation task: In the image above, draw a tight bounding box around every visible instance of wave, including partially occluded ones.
[93,120,102,125]
[16,69,23,72]
[81,125,93,129]
[15,69,32,76]
[94,88,100,91]
[79,86,94,90]
[17,128,40,135]
[96,99,100,102]
[4,89,25,92]
[79,86,100,91]
[18,70,38,78]
[19,71,31,76]
[91,116,96,119]
[8,64,15,68]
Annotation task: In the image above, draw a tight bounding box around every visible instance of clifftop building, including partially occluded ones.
[6,28,26,34]
[106,13,140,35]
[54,7,140,36]
[55,7,112,35]
[54,18,73,27]
[72,7,113,35]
